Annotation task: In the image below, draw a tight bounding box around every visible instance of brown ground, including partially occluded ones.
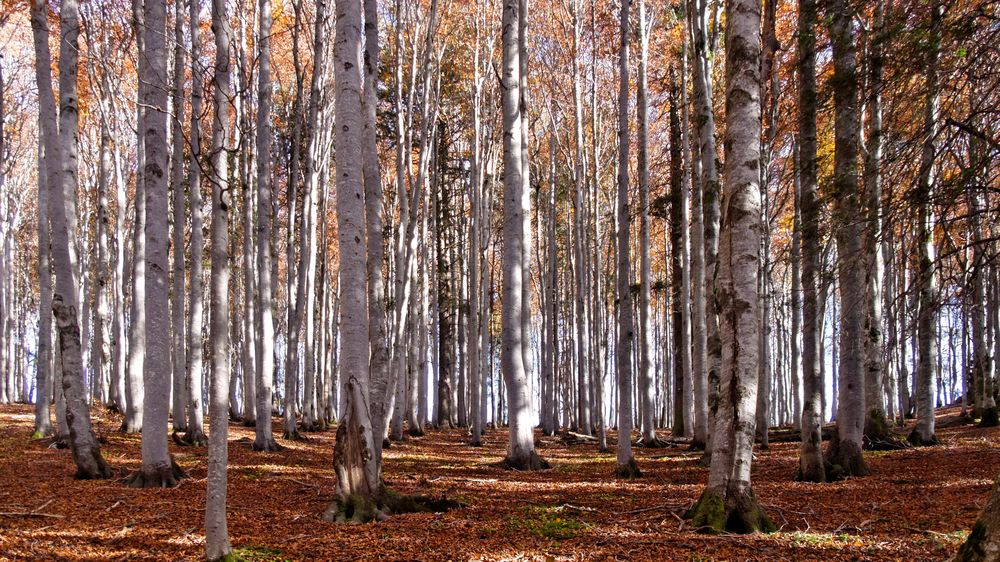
[0,404,994,561]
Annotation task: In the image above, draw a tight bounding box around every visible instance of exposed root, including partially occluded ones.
[74,447,114,480]
[321,489,466,524]
[906,429,939,447]
[614,457,642,479]
[283,429,307,442]
[684,487,775,534]
[407,425,425,438]
[125,457,187,488]
[638,435,669,449]
[119,421,141,434]
[251,437,284,452]
[863,409,909,451]
[47,435,69,449]
[824,433,870,481]
[178,428,208,447]
[500,450,551,471]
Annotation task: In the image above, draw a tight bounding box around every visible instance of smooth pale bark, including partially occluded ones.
[362,0,392,459]
[30,0,54,436]
[253,0,280,452]
[170,0,188,433]
[796,0,824,483]
[325,0,382,521]
[636,0,660,448]
[688,0,717,456]
[689,0,721,447]
[205,0,233,555]
[184,0,207,446]
[468,5,487,444]
[124,0,147,435]
[909,2,942,447]
[45,0,113,479]
[128,0,185,489]
[500,0,547,471]
[825,0,870,478]
[614,0,640,479]
[686,0,772,531]
[571,0,592,437]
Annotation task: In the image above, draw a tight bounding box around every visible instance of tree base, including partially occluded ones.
[74,447,114,480]
[614,457,642,479]
[698,451,712,468]
[174,428,207,447]
[283,429,307,441]
[125,457,187,488]
[321,489,466,524]
[500,450,551,471]
[639,435,669,449]
[119,420,141,434]
[241,418,257,428]
[689,439,707,452]
[252,437,284,452]
[684,487,776,534]
[980,407,1000,428]
[824,433,870,481]
[863,410,909,451]
[407,425,425,438]
[906,428,939,447]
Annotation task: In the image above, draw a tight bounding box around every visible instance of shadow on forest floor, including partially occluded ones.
[0,404,993,560]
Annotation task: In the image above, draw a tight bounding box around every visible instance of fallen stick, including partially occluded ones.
[0,512,65,519]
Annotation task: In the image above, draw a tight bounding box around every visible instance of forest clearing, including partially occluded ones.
[0,404,995,560]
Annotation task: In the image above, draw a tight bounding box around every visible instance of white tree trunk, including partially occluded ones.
[205,0,234,555]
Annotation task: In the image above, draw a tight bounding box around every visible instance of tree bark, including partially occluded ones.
[614,0,640,479]
[824,0,870,478]
[500,0,547,471]
[686,0,774,533]
[127,0,186,489]
[205,0,234,555]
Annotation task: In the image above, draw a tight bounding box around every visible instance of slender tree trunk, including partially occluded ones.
[614,0,640,479]
[205,0,234,554]
[824,0,870,477]
[124,0,147,435]
[184,0,207,446]
[42,0,113,479]
[909,2,942,446]
[252,0,281,451]
[170,0,188,433]
[29,0,54,435]
[325,0,384,521]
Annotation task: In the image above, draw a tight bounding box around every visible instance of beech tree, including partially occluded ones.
[685,0,773,532]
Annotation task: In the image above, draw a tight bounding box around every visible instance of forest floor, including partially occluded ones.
[0,405,996,561]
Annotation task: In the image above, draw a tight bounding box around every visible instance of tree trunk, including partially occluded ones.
[44,0,113,479]
[325,0,383,522]
[170,0,188,433]
[686,0,773,532]
[824,0,870,478]
[205,0,234,555]
[500,0,547,471]
[614,0,640,480]
[909,2,942,447]
[183,0,207,447]
[252,0,281,452]
[127,0,186,489]
[30,0,55,436]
